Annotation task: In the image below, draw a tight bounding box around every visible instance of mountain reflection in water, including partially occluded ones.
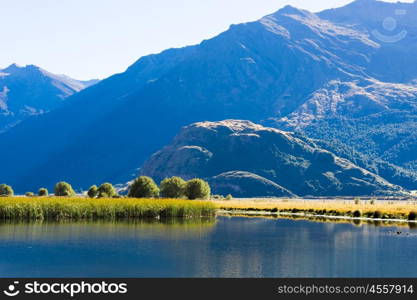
[0,217,416,278]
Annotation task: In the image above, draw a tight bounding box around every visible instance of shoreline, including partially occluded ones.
[212,198,417,223]
[217,209,417,225]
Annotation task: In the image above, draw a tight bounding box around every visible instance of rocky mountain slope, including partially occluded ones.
[273,0,417,177]
[319,0,417,83]
[141,120,404,197]
[276,78,417,175]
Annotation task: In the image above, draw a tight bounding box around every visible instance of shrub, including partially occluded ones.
[160,177,186,198]
[409,211,417,221]
[87,185,98,198]
[373,210,382,219]
[370,199,375,205]
[25,192,35,197]
[54,182,75,197]
[0,184,14,197]
[185,179,211,200]
[364,211,373,218]
[226,194,233,201]
[353,210,361,218]
[38,188,48,197]
[354,198,360,205]
[97,183,117,198]
[128,176,160,198]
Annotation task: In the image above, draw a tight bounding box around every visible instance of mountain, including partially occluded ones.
[1,0,417,193]
[319,0,417,83]
[0,64,98,132]
[140,120,404,197]
[275,0,417,179]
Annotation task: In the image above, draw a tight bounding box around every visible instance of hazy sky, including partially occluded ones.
[0,0,412,79]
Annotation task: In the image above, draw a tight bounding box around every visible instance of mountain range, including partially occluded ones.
[1,0,417,196]
[0,64,98,133]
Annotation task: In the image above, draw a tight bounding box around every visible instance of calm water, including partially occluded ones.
[0,217,417,278]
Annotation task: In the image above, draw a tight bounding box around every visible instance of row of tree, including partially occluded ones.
[127,176,210,200]
[0,176,211,200]
[0,183,72,197]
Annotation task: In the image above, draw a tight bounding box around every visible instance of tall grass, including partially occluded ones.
[0,197,216,221]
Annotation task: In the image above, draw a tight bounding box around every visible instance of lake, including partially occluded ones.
[0,217,416,278]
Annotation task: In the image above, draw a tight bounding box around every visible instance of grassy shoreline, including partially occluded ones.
[2,196,417,223]
[0,197,216,221]
[213,198,417,222]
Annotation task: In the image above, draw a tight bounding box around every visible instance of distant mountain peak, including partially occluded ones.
[2,63,23,72]
[1,63,98,89]
[2,64,45,76]
[0,63,99,133]
[271,5,313,18]
[277,5,304,14]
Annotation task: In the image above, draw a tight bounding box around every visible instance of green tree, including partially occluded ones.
[87,185,98,198]
[160,177,186,198]
[0,184,14,197]
[25,192,35,197]
[128,176,160,198]
[185,179,211,200]
[97,183,117,198]
[38,188,48,197]
[54,181,75,197]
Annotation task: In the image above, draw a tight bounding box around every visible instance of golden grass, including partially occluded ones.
[213,198,417,220]
[0,197,216,221]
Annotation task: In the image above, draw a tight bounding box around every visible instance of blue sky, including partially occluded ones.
[0,0,412,79]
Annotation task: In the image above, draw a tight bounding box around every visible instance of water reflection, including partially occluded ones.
[0,217,416,278]
[0,218,216,241]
